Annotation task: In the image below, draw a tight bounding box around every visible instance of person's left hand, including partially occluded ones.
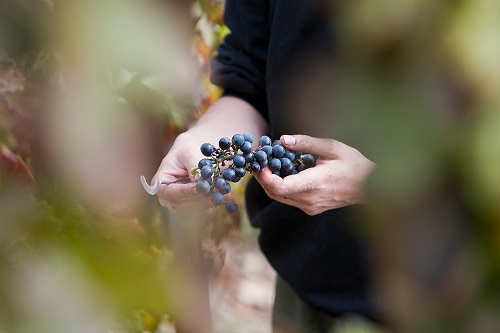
[252,134,376,215]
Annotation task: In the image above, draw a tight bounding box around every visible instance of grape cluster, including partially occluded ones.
[193,134,316,214]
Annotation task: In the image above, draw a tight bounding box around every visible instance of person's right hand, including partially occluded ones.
[152,132,210,213]
[151,96,268,213]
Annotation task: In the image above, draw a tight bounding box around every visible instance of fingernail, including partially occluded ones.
[282,135,296,146]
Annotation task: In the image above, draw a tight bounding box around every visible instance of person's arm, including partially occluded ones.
[153,96,268,213]
[153,0,271,213]
[253,134,376,216]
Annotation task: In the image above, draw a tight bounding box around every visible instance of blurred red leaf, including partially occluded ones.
[0,144,36,189]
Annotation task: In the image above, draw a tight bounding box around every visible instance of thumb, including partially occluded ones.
[281,134,346,159]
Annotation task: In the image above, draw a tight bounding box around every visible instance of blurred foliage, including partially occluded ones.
[1,0,500,333]
[0,0,229,332]
[325,1,500,332]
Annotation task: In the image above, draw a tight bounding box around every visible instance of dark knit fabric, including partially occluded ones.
[212,0,380,319]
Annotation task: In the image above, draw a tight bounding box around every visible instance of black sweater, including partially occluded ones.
[211,0,380,319]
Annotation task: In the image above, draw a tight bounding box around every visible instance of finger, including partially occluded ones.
[281,134,349,160]
[254,166,322,199]
[158,182,197,201]
[160,198,210,214]
[255,186,325,216]
[252,166,286,194]
[159,190,211,212]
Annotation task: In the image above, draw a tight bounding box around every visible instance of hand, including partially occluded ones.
[152,132,210,213]
[152,96,268,213]
[253,134,376,215]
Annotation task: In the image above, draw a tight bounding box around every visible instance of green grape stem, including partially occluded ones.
[190,154,235,176]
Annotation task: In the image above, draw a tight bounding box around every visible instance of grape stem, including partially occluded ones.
[190,155,235,175]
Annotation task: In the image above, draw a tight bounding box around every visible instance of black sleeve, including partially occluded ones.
[210,0,270,121]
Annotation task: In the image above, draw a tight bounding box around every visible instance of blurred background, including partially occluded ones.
[1,0,500,332]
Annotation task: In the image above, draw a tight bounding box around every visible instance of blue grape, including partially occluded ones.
[225,201,238,214]
[280,158,293,172]
[272,140,281,146]
[284,150,295,161]
[219,137,231,150]
[220,182,231,194]
[195,179,211,194]
[269,158,282,171]
[302,154,316,168]
[200,165,214,179]
[259,159,268,168]
[281,158,295,176]
[214,177,227,190]
[261,145,273,157]
[232,134,245,147]
[244,153,254,163]
[234,167,246,178]
[200,143,214,157]
[272,144,285,158]
[233,154,246,167]
[198,158,212,169]
[211,191,225,206]
[258,135,272,147]
[254,150,267,163]
[250,161,261,172]
[243,133,254,143]
[222,168,236,182]
[240,141,253,154]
